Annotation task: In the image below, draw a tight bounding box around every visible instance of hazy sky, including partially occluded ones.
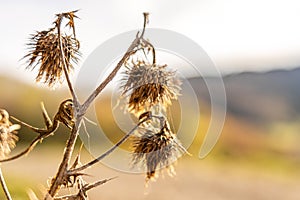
[1,0,300,80]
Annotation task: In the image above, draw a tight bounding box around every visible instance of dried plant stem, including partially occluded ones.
[45,119,81,199]
[0,168,12,200]
[57,17,79,108]
[0,134,44,162]
[53,177,117,200]
[11,116,58,136]
[10,116,47,134]
[0,112,60,163]
[45,39,138,198]
[81,12,150,115]
[41,102,52,129]
[45,16,82,198]
[83,177,117,191]
[142,39,156,64]
[69,117,150,174]
[81,36,140,115]
[45,13,150,199]
[140,12,149,38]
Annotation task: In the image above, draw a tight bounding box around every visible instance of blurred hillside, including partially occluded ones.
[191,67,300,124]
[1,67,300,174]
[0,76,72,143]
[189,68,300,173]
[1,68,300,199]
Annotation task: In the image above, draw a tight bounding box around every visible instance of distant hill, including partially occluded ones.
[0,76,71,142]
[189,67,300,125]
[0,68,300,126]
[1,67,300,161]
[1,66,300,133]
[2,67,300,124]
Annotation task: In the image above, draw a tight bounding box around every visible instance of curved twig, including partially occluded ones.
[3,100,71,163]
[142,38,156,65]
[0,116,59,163]
[10,116,57,135]
[0,134,45,162]
[69,116,150,174]
[80,12,151,116]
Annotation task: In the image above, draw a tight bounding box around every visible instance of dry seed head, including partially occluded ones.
[0,109,20,159]
[121,60,181,115]
[24,25,80,87]
[24,30,80,87]
[132,120,184,181]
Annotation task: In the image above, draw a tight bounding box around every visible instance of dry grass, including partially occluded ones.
[2,145,300,200]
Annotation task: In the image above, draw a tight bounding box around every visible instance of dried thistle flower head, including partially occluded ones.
[24,11,80,87]
[132,119,184,181]
[121,60,181,115]
[0,109,20,159]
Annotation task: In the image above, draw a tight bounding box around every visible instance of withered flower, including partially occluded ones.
[0,109,20,159]
[121,60,181,115]
[24,11,80,87]
[132,120,185,181]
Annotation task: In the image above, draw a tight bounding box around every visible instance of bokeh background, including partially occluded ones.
[1,0,300,199]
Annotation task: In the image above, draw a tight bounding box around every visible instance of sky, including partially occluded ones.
[1,0,300,81]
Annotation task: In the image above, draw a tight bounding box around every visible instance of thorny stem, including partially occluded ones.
[45,14,83,199]
[83,177,117,191]
[69,117,150,174]
[53,177,117,200]
[45,12,150,199]
[80,12,150,115]
[0,168,12,200]
[80,37,138,115]
[45,118,82,199]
